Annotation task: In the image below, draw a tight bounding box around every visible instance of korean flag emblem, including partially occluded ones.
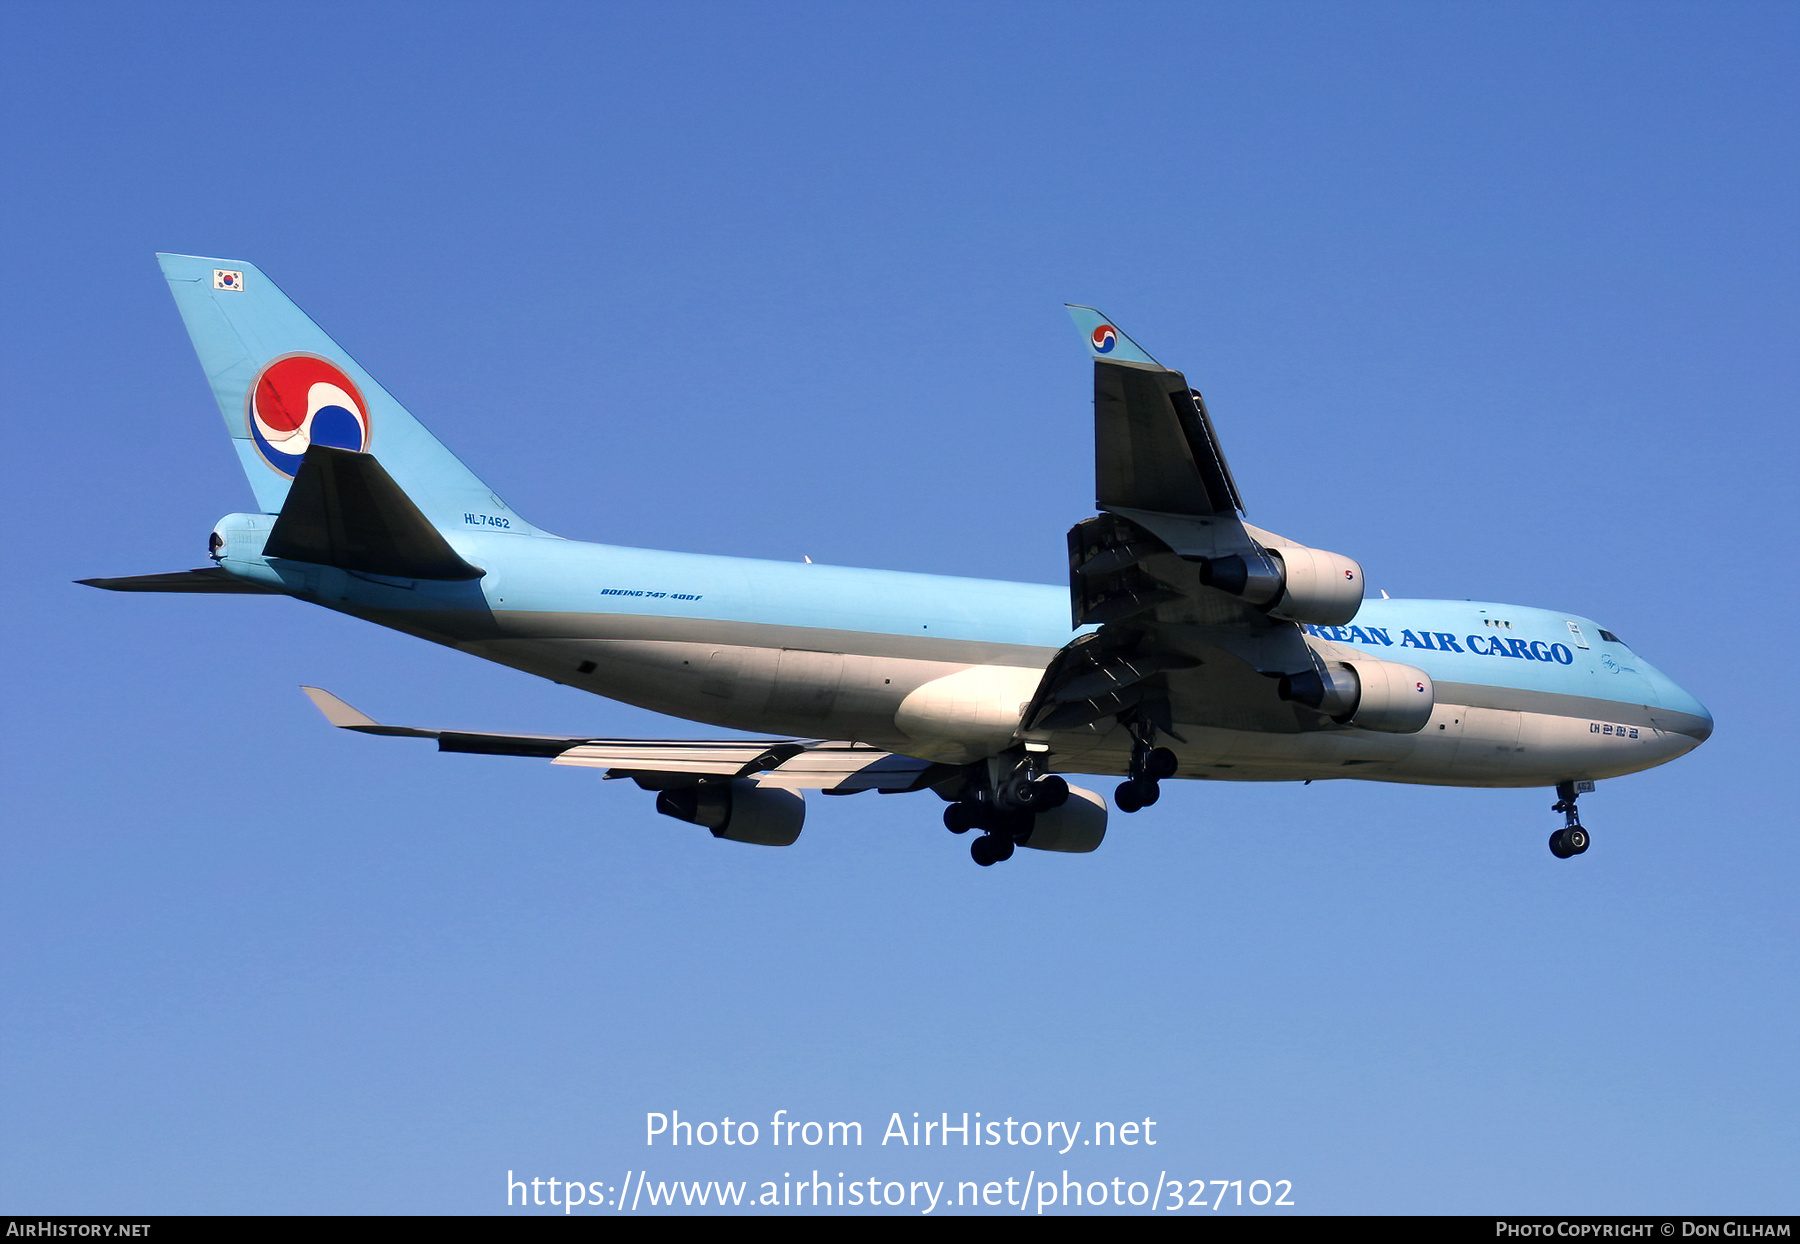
[213,269,245,292]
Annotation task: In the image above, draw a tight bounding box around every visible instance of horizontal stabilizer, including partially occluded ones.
[265,445,484,580]
[79,567,279,594]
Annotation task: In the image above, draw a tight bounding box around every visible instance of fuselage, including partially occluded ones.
[212,514,1713,790]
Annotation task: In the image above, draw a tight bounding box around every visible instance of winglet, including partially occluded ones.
[1065,305,1162,368]
[301,686,380,728]
[300,686,437,737]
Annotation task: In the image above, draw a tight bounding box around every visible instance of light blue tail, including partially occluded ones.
[157,253,540,533]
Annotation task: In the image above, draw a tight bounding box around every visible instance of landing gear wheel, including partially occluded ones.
[950,802,993,831]
[1025,775,1069,810]
[998,771,1035,810]
[1548,781,1594,858]
[1114,780,1143,813]
[1142,747,1178,781]
[971,833,1014,865]
[1117,777,1160,809]
[1549,826,1590,858]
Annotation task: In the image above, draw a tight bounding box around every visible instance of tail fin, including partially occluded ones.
[156,253,540,533]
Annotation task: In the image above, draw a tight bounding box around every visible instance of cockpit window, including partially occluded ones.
[1597,629,1627,647]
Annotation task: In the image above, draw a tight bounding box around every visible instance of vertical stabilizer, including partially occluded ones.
[156,253,540,533]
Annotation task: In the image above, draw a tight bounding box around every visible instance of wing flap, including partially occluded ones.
[552,741,793,775]
[742,746,947,792]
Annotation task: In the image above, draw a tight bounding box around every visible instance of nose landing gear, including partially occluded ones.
[1549,825,1590,858]
[1548,779,1594,858]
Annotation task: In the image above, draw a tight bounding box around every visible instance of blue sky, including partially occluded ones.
[2,2,1794,1215]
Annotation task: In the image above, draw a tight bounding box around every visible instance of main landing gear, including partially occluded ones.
[969,831,1015,867]
[1114,720,1177,814]
[1548,779,1594,858]
[943,761,1070,866]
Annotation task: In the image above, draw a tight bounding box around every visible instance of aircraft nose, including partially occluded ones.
[1665,684,1714,744]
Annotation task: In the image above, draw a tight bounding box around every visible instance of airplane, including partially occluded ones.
[82,254,1714,866]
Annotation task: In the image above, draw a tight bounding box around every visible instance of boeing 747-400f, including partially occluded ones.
[83,256,1712,865]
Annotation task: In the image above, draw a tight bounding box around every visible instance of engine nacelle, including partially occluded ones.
[1278,658,1434,734]
[1018,784,1108,853]
[1198,545,1363,627]
[654,780,805,846]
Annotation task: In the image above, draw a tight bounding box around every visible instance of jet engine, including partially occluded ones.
[654,780,805,846]
[1017,784,1108,853]
[1278,658,1435,734]
[1198,545,1363,627]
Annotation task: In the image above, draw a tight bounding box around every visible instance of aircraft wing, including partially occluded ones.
[1024,310,1349,739]
[300,687,950,793]
[1064,305,1244,518]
